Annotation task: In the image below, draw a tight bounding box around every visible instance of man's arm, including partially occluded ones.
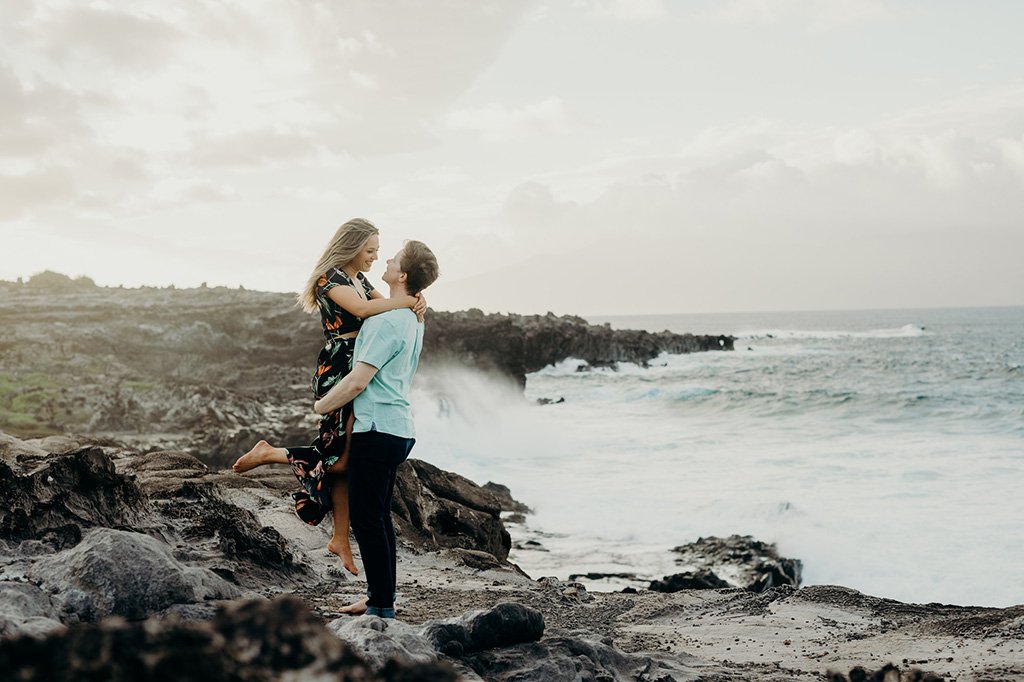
[314,361,379,415]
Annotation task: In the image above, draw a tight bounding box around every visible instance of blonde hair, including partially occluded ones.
[297,218,379,313]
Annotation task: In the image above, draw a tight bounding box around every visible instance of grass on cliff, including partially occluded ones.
[0,372,66,438]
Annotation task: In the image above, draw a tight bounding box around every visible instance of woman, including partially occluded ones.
[232,218,425,575]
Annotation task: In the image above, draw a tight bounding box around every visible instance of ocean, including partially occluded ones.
[412,306,1024,608]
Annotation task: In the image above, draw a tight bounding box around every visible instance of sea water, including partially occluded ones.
[412,307,1024,608]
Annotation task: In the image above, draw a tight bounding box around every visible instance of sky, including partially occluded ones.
[2,0,1023,316]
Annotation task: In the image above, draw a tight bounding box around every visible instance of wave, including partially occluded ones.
[737,324,926,341]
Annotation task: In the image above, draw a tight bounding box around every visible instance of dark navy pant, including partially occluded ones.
[347,430,415,610]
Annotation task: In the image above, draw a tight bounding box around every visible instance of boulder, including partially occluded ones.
[0,581,63,637]
[152,480,308,586]
[460,629,681,682]
[649,568,732,593]
[670,534,802,592]
[27,528,241,622]
[391,459,512,562]
[419,603,545,658]
[0,447,147,549]
[329,602,544,674]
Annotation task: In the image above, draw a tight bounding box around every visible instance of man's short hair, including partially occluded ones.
[401,240,439,296]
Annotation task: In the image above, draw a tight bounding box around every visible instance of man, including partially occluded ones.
[313,240,439,619]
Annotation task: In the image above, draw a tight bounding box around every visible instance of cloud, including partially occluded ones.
[150,177,239,205]
[574,0,668,21]
[426,89,1024,313]
[37,6,183,69]
[187,129,321,167]
[702,0,896,31]
[0,166,76,219]
[0,64,91,158]
[0,1,534,218]
[348,69,379,92]
[443,97,571,141]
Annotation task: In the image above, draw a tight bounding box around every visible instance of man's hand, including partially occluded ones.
[314,362,379,415]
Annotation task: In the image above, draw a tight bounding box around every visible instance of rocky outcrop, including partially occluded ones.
[663,534,802,593]
[0,446,147,549]
[330,602,545,673]
[392,459,516,563]
[26,528,240,623]
[649,568,731,592]
[0,433,528,641]
[0,595,459,682]
[330,601,689,682]
[423,308,734,387]
[0,437,304,635]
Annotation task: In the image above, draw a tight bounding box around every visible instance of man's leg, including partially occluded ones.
[382,438,414,602]
[347,431,413,616]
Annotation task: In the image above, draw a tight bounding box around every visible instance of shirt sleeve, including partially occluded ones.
[353,315,404,370]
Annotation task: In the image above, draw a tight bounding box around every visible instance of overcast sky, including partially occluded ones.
[2,0,1023,315]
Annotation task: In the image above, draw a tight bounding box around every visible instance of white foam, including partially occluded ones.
[409,320,1023,608]
[736,324,926,340]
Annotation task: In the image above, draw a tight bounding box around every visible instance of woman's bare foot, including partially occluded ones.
[339,597,368,615]
[327,538,359,575]
[232,440,280,473]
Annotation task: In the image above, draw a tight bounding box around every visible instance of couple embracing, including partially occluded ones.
[233,218,439,619]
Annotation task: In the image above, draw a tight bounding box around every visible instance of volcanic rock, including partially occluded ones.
[0,581,62,637]
[670,534,802,592]
[423,308,734,387]
[0,594,459,681]
[0,446,147,549]
[649,568,732,592]
[26,527,241,622]
[391,459,513,562]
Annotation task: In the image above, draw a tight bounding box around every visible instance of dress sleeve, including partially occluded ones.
[320,268,352,295]
[357,273,376,297]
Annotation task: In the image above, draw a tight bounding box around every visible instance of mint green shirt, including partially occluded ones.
[351,308,423,438]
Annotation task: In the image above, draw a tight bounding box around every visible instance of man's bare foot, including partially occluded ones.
[232,440,276,473]
[327,538,359,575]
[339,597,368,615]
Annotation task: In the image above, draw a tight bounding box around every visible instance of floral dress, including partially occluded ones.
[288,268,375,525]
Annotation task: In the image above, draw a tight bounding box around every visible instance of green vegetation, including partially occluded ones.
[124,380,157,392]
[0,372,65,438]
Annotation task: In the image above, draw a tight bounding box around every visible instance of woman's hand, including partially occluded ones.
[412,293,427,322]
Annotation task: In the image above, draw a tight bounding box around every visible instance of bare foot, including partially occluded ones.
[327,538,359,576]
[232,440,276,473]
[339,597,368,615]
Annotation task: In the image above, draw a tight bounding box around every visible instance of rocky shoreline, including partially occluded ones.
[2,277,1022,680]
[3,432,1022,681]
[0,275,731,468]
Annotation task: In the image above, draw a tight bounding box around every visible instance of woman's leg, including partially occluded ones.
[326,411,358,575]
[232,440,289,472]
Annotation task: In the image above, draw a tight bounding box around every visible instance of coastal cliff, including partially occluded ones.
[423,308,732,388]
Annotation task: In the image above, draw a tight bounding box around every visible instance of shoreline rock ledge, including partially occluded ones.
[3,432,1024,681]
[423,308,735,388]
